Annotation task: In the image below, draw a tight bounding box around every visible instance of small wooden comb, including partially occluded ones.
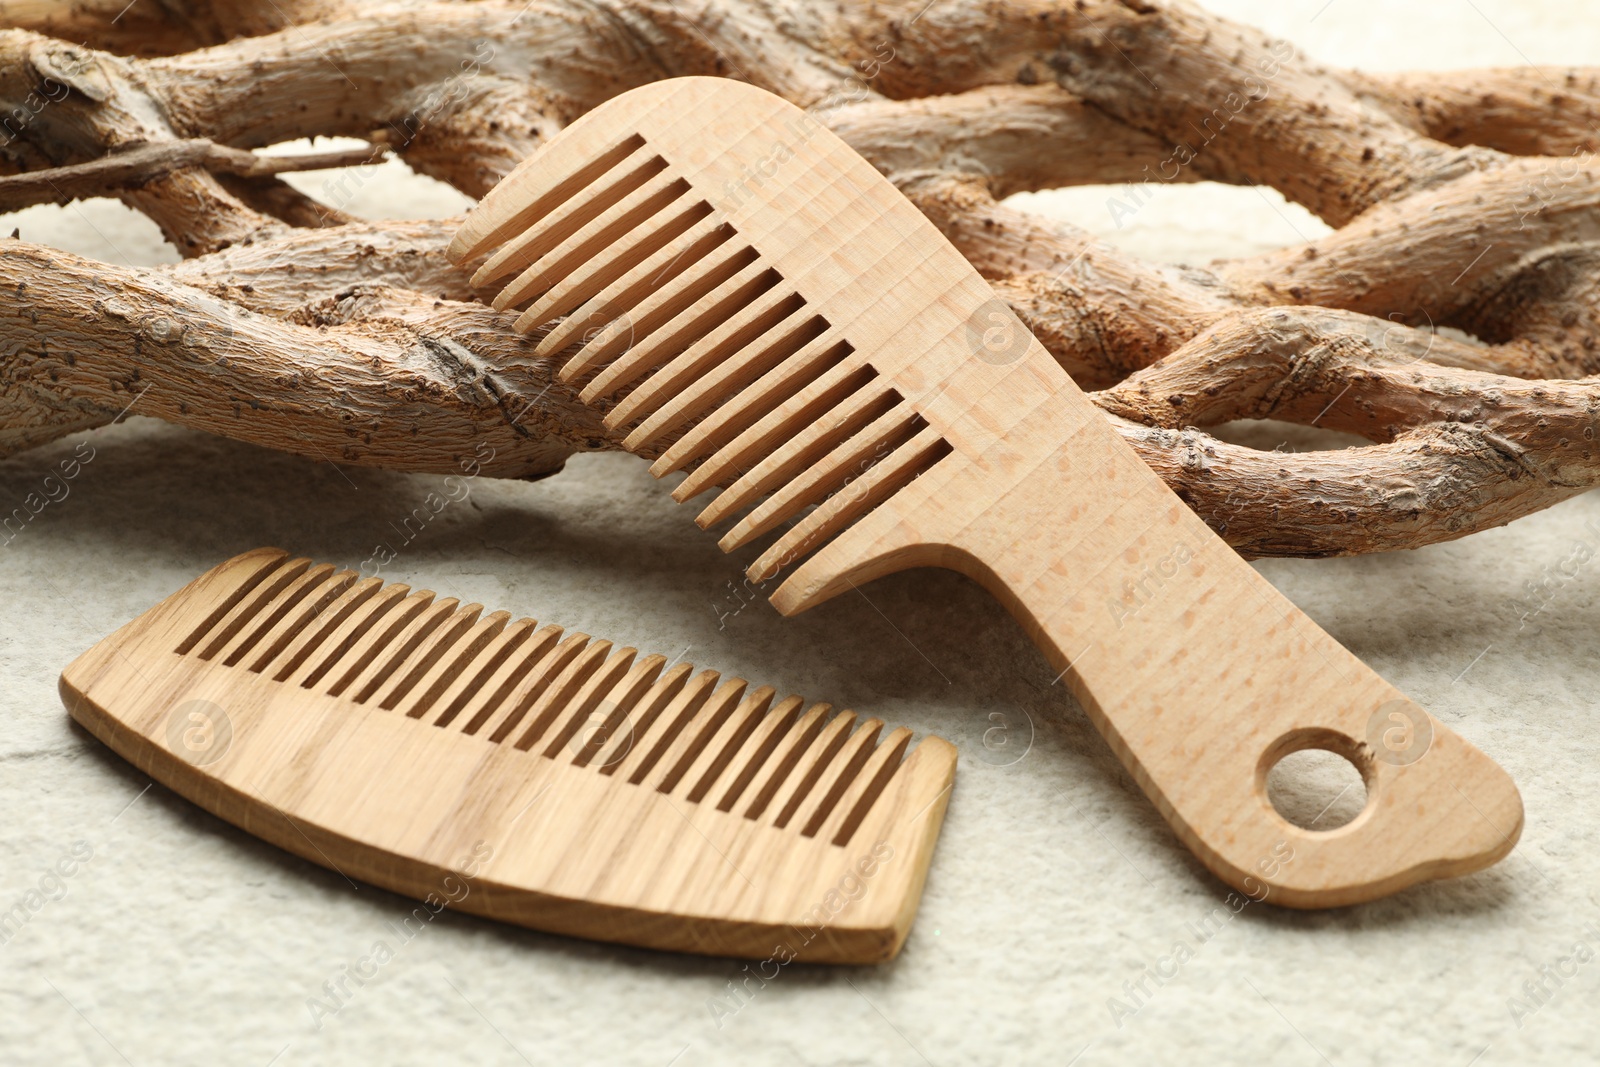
[449,76,1523,908]
[59,548,956,962]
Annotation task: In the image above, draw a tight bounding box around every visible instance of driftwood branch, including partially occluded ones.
[0,138,387,211]
[4,0,1600,558]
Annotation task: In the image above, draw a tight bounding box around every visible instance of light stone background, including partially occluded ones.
[3,2,1598,1064]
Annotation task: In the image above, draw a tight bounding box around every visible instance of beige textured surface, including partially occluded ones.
[2,2,1597,1064]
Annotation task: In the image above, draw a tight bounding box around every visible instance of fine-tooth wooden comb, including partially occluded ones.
[59,548,956,962]
[449,76,1524,908]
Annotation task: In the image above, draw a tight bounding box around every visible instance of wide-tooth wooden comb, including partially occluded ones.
[59,548,956,962]
[450,76,1523,908]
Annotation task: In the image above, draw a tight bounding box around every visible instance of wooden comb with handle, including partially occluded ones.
[60,548,956,962]
[450,76,1523,908]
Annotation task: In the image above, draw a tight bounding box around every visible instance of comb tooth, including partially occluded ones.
[538,650,662,758]
[671,356,866,505]
[560,242,759,385]
[465,629,587,738]
[769,711,858,830]
[213,563,341,667]
[718,403,922,552]
[588,262,780,412]
[676,686,776,803]
[509,196,712,331]
[750,427,952,581]
[533,218,734,359]
[625,306,822,454]
[550,653,668,761]
[355,602,479,709]
[695,381,898,530]
[425,618,546,728]
[490,169,691,312]
[613,288,806,439]
[740,704,831,819]
[194,557,312,661]
[449,132,645,263]
[590,661,695,771]
[244,569,360,674]
[793,719,884,836]
[470,143,662,287]
[639,678,748,792]
[265,576,383,680]
[387,609,511,716]
[500,639,615,747]
[321,592,446,698]
[819,729,916,846]
[610,669,723,782]
[287,583,415,688]
[653,329,843,481]
[347,598,470,703]
[174,548,290,655]
[702,694,804,812]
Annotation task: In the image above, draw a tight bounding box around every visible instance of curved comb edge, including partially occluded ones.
[57,547,959,963]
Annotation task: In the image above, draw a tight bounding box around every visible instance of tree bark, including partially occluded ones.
[4,0,1600,558]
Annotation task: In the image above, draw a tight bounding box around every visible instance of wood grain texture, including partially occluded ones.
[452,76,1524,909]
[59,548,956,963]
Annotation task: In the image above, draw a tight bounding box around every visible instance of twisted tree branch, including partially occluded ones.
[5,0,1600,559]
